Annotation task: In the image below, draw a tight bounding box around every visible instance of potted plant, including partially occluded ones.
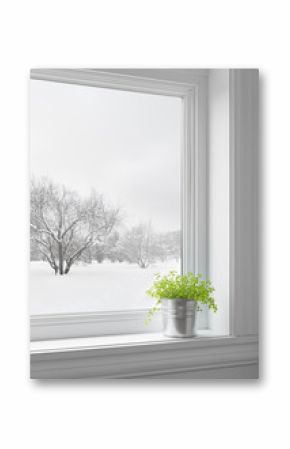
[146,271,217,337]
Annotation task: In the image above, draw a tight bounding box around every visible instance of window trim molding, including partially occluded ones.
[30,309,163,341]
[30,68,208,338]
[30,68,205,97]
[30,334,258,379]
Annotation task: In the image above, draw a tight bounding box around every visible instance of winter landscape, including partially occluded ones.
[30,260,179,314]
[30,79,181,315]
[30,176,180,314]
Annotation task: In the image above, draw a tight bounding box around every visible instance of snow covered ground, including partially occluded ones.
[30,259,180,315]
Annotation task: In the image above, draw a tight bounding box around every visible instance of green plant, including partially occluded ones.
[145,271,217,323]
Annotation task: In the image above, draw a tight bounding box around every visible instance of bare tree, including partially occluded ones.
[155,230,180,262]
[30,177,119,275]
[91,230,121,263]
[121,223,157,268]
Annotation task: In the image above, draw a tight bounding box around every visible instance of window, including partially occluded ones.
[30,69,208,340]
[30,69,259,379]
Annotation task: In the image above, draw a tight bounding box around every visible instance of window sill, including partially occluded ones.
[31,330,221,352]
[30,331,258,379]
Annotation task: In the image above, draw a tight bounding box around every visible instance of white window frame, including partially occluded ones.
[30,68,208,341]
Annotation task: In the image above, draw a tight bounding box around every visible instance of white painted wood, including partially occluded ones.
[31,310,162,341]
[229,69,259,337]
[93,68,209,83]
[30,334,258,379]
[181,77,208,278]
[181,77,208,329]
[30,68,208,337]
[30,330,216,351]
[146,363,258,379]
[31,68,195,96]
[208,70,230,335]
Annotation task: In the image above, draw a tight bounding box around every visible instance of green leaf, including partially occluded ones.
[145,271,217,323]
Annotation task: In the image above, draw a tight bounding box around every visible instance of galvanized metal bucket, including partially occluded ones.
[161,298,196,338]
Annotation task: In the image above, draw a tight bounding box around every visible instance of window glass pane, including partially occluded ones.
[30,80,181,314]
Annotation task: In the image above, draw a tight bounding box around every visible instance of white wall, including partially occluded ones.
[229,69,259,336]
[208,70,230,335]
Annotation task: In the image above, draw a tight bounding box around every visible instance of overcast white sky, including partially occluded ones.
[30,80,181,232]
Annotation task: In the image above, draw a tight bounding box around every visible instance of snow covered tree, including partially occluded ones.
[156,230,180,261]
[30,177,119,275]
[121,223,157,268]
[104,231,124,262]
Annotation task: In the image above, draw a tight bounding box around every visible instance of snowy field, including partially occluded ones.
[30,260,180,315]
